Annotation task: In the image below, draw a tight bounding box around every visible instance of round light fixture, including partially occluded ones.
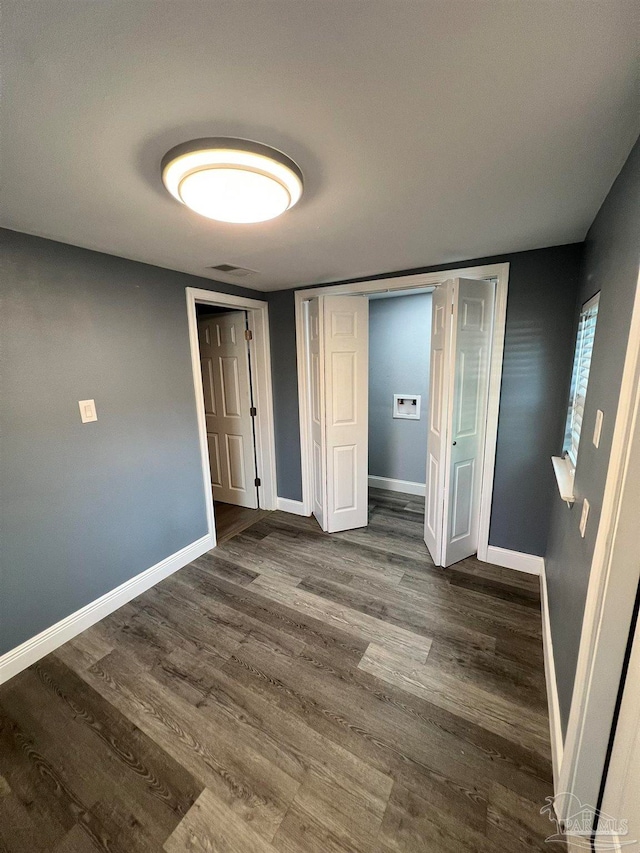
[161,138,303,224]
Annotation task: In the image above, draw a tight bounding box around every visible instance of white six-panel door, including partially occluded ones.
[309,295,369,533]
[425,278,494,567]
[198,312,258,509]
[443,278,494,566]
[424,281,453,564]
[324,295,369,532]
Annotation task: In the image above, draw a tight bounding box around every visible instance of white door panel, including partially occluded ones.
[207,432,222,488]
[424,281,452,564]
[198,312,258,509]
[225,434,247,491]
[324,295,369,533]
[333,444,357,511]
[443,279,494,566]
[331,351,357,424]
[308,299,327,528]
[425,278,494,567]
[201,357,216,415]
[450,459,474,540]
[309,295,369,533]
[220,357,242,417]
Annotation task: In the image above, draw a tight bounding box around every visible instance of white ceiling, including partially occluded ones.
[2,1,638,292]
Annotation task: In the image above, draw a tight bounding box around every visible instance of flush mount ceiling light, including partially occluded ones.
[161,138,303,224]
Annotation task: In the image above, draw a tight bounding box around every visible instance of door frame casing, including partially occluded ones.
[186,287,278,547]
[558,269,640,823]
[294,262,509,561]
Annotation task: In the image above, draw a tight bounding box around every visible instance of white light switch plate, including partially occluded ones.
[593,409,604,448]
[79,399,97,423]
[579,498,590,538]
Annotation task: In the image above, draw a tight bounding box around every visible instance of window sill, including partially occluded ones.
[552,456,575,505]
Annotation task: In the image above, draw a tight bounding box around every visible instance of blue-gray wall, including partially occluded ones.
[268,288,302,504]
[546,136,640,733]
[368,294,431,483]
[0,228,260,655]
[268,243,583,557]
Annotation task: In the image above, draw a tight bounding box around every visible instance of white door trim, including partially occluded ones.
[186,287,278,547]
[294,262,509,562]
[540,561,564,792]
[601,610,640,852]
[558,269,640,817]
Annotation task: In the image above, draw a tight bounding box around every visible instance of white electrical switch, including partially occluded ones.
[579,498,590,538]
[79,399,97,423]
[593,409,604,448]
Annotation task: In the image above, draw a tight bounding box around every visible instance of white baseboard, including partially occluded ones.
[485,545,544,576]
[276,497,309,516]
[541,561,564,793]
[0,533,214,686]
[368,476,426,497]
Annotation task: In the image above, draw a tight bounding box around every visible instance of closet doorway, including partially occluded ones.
[295,264,508,568]
[186,287,277,547]
[196,306,261,542]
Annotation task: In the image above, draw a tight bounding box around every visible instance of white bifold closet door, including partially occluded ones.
[308,297,327,529]
[424,278,494,567]
[198,311,258,509]
[308,294,369,533]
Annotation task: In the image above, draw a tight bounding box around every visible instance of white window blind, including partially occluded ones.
[564,293,600,466]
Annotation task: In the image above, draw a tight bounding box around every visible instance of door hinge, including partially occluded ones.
[244,329,253,341]
[250,406,257,417]
[254,477,261,487]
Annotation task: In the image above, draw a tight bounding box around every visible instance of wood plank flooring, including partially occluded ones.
[214,501,269,544]
[0,489,563,851]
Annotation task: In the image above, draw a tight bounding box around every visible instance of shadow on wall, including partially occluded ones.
[368,293,432,485]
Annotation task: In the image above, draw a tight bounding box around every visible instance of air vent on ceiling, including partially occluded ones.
[208,263,257,278]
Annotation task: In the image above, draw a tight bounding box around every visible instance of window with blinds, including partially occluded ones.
[564,293,600,466]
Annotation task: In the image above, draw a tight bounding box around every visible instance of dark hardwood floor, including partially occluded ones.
[0,489,562,851]
[213,500,269,545]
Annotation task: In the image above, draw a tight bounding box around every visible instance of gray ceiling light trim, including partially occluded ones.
[161,138,304,186]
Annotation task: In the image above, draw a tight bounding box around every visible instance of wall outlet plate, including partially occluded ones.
[579,498,590,538]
